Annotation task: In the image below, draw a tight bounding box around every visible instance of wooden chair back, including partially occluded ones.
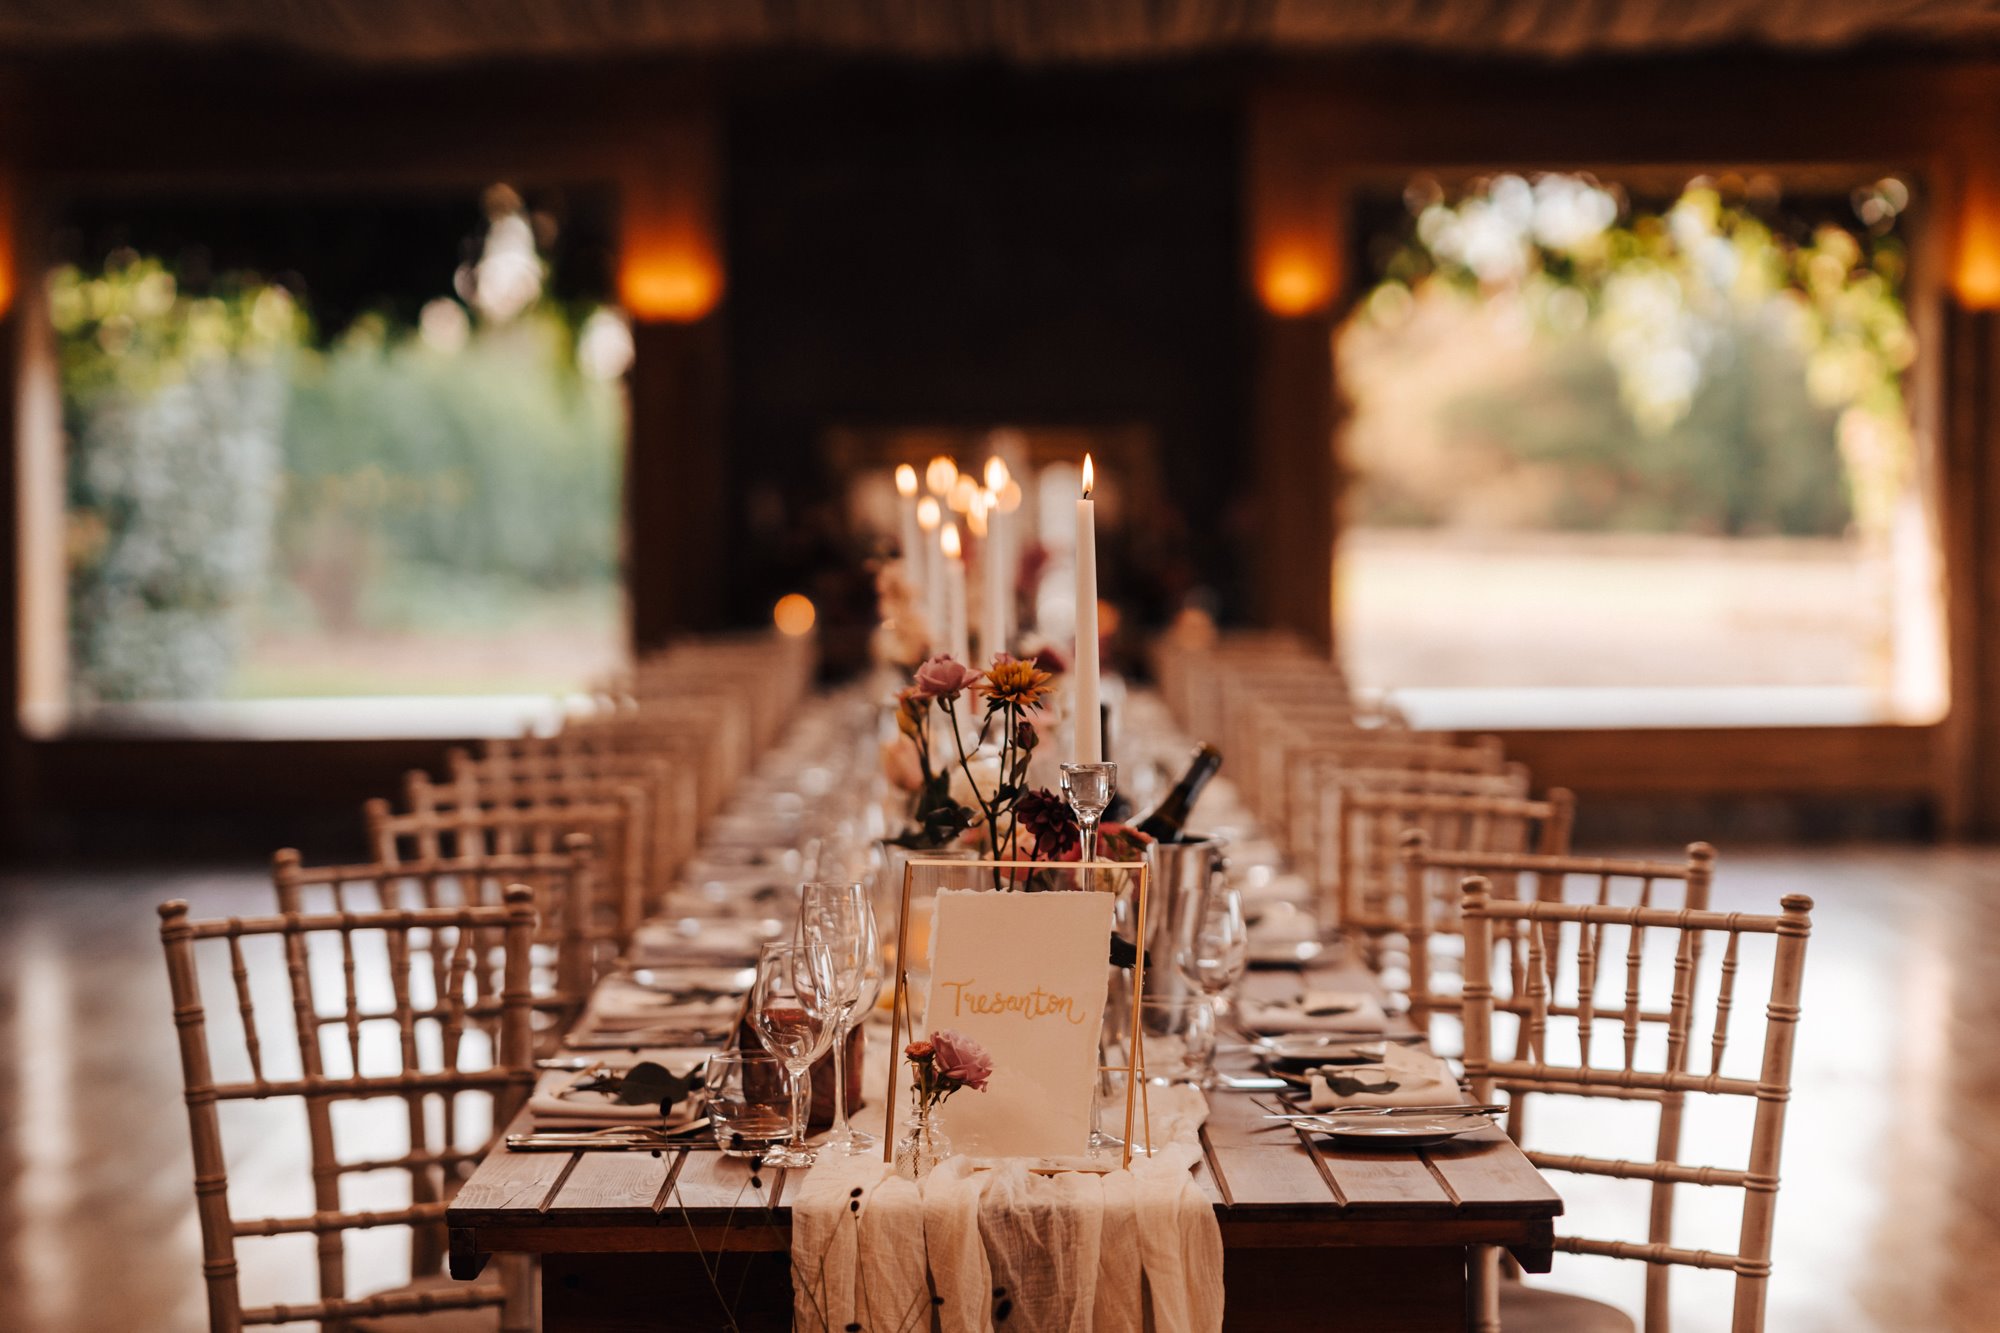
[456,738,699,887]
[158,890,537,1333]
[1333,786,1573,937]
[274,844,598,1051]
[1303,760,1532,887]
[1289,733,1508,867]
[1460,879,1813,1333]
[369,780,647,949]
[1398,840,1715,1028]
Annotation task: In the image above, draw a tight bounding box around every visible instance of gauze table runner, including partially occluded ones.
[791,1083,1223,1332]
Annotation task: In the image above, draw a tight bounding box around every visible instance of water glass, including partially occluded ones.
[706,1051,792,1158]
[1138,993,1216,1085]
[750,941,837,1167]
[798,880,883,1154]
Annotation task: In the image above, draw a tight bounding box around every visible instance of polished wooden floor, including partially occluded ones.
[0,846,1992,1331]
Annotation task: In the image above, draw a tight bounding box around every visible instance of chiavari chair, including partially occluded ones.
[159,889,538,1333]
[275,843,598,1057]
[1299,760,1533,884]
[1331,784,1570,941]
[367,786,645,961]
[562,700,750,825]
[1460,878,1814,1333]
[445,740,696,907]
[1292,734,1510,870]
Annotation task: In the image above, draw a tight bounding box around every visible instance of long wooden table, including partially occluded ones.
[448,955,1562,1331]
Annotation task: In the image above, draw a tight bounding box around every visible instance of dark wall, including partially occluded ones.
[720,65,1252,631]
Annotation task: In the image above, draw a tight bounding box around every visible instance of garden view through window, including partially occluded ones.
[1337,172,1944,728]
[49,185,628,732]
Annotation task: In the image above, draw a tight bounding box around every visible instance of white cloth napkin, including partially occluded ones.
[528,1050,710,1127]
[1306,1042,1463,1111]
[791,1082,1222,1333]
[1240,989,1388,1034]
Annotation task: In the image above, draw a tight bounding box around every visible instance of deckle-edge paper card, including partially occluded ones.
[922,888,1114,1159]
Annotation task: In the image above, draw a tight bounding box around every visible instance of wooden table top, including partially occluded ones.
[448,950,1562,1276]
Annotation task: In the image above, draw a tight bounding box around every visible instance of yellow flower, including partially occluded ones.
[979,654,1054,709]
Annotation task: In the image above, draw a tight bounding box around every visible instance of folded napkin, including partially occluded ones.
[578,975,743,1034]
[529,1050,710,1127]
[1239,989,1388,1034]
[1306,1043,1462,1111]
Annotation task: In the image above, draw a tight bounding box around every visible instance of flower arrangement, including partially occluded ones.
[886,652,1055,856]
[904,1029,994,1114]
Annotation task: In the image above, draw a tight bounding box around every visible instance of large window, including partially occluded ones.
[43,185,628,734]
[1337,173,1942,728]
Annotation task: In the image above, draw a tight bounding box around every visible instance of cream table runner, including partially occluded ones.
[790,1082,1223,1333]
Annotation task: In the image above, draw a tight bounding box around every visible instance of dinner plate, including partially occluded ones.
[1304,1112,1490,1146]
[1257,1033,1388,1066]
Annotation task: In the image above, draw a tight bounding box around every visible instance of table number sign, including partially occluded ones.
[884,858,1152,1168]
[923,887,1112,1158]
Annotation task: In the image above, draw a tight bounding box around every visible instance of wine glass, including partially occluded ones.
[749,941,837,1167]
[797,881,884,1154]
[1060,761,1118,865]
[1176,884,1248,1081]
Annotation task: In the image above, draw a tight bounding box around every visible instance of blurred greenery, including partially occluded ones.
[54,235,624,704]
[1343,176,1916,540]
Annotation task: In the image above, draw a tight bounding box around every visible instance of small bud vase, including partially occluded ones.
[893,1106,951,1182]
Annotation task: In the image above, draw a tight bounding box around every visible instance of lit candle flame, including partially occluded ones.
[895,463,918,497]
[918,496,941,530]
[1081,453,1094,500]
[941,522,962,559]
[984,456,1010,491]
[926,455,959,496]
[967,491,990,538]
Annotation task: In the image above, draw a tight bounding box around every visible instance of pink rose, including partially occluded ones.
[912,655,982,702]
[929,1028,993,1093]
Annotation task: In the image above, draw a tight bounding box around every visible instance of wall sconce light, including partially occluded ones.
[1256,245,1335,317]
[1956,167,2000,311]
[619,244,721,323]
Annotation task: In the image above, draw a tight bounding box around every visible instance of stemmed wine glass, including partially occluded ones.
[1176,884,1249,1083]
[797,880,884,1155]
[749,940,837,1167]
[1060,761,1118,866]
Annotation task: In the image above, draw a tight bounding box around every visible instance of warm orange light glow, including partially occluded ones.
[619,250,721,322]
[773,593,816,636]
[1081,453,1095,500]
[926,455,959,496]
[1258,248,1335,317]
[940,522,962,560]
[1098,600,1122,638]
[967,492,990,538]
[895,463,919,497]
[1959,167,2000,309]
[917,496,941,531]
[0,178,15,318]
[997,479,1024,513]
[984,456,1010,491]
[948,475,979,513]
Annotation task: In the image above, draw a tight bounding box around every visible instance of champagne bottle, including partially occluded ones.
[1133,743,1222,843]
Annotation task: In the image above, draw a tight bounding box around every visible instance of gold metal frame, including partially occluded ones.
[882,857,1152,1170]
